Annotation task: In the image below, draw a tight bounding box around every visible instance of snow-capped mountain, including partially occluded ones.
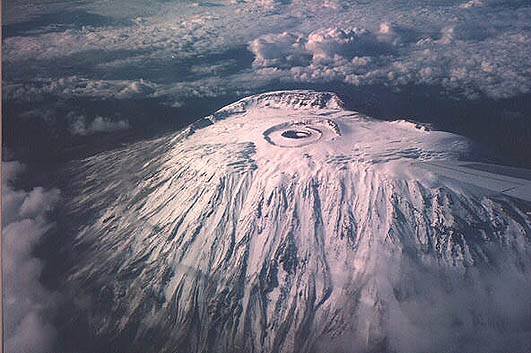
[64,91,531,353]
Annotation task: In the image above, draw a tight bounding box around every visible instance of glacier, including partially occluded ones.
[63,90,531,353]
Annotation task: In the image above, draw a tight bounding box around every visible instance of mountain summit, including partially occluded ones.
[66,91,531,353]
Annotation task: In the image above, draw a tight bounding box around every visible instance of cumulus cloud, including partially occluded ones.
[68,113,131,136]
[2,161,61,353]
[248,25,395,85]
[460,0,485,9]
[3,0,530,103]
[249,31,308,68]
[306,27,392,62]
[5,76,157,102]
[248,17,530,98]
[249,26,393,68]
[314,247,531,353]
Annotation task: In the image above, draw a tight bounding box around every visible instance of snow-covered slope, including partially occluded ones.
[65,91,531,353]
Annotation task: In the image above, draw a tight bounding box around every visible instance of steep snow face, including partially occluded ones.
[65,91,530,353]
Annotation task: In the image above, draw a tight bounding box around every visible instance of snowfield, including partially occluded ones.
[65,91,530,353]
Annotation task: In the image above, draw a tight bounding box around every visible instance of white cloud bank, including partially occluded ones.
[2,161,61,353]
[3,0,531,103]
[248,21,530,99]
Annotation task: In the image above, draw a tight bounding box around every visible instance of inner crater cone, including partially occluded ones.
[281,130,311,139]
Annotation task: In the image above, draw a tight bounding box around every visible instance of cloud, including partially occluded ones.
[313,247,531,353]
[306,27,393,63]
[249,32,308,68]
[2,161,61,353]
[4,76,158,102]
[460,0,485,9]
[68,113,131,136]
[3,0,531,103]
[249,26,393,69]
[248,17,531,98]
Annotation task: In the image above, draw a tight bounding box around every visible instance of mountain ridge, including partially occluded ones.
[63,90,531,353]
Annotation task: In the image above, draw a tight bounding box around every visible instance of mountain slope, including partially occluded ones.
[64,90,531,353]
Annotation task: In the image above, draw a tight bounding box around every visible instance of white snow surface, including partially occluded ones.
[66,91,530,353]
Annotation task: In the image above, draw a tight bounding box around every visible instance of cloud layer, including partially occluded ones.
[2,161,61,353]
[3,0,531,104]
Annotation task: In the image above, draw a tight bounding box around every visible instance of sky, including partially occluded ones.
[2,1,531,352]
